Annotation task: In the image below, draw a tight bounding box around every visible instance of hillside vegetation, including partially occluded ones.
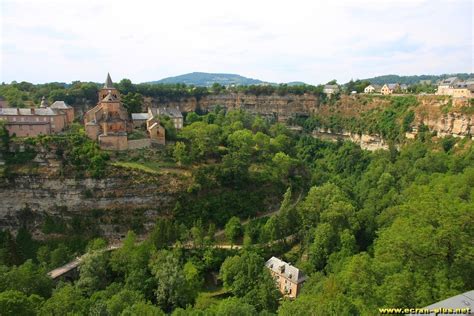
[0,106,473,315]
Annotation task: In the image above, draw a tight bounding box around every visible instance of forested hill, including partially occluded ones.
[148,72,268,86]
[359,73,473,85]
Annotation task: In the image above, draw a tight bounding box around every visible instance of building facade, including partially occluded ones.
[265,257,307,298]
[364,84,381,94]
[381,83,399,95]
[0,97,73,137]
[84,73,131,150]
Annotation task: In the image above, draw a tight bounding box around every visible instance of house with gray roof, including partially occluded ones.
[148,106,183,129]
[265,256,307,298]
[0,98,73,137]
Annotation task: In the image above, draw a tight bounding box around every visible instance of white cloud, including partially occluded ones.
[0,0,472,84]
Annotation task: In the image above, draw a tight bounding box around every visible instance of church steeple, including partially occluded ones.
[104,73,114,89]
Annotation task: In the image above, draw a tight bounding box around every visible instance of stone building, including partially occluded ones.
[84,73,130,150]
[381,83,399,95]
[151,106,183,130]
[364,84,381,94]
[0,96,73,137]
[323,84,340,97]
[265,257,307,298]
[436,78,474,98]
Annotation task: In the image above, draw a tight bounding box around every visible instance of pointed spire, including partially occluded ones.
[40,96,48,108]
[104,73,114,89]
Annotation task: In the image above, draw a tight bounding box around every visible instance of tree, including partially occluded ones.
[106,289,144,316]
[0,260,53,298]
[209,297,256,316]
[185,112,201,125]
[76,251,109,295]
[117,79,136,95]
[122,92,143,116]
[149,250,199,312]
[220,251,281,312]
[39,284,89,315]
[0,290,43,316]
[224,217,242,246]
[122,301,165,316]
[173,141,189,166]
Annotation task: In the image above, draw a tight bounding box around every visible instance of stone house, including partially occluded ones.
[436,77,459,95]
[0,97,73,137]
[149,106,183,130]
[131,113,149,129]
[381,83,399,95]
[364,84,381,94]
[323,85,339,97]
[436,78,474,98]
[265,257,307,298]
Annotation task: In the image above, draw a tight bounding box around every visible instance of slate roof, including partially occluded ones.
[0,108,57,116]
[265,257,307,284]
[150,107,183,118]
[409,290,474,315]
[51,101,71,109]
[131,113,149,120]
[104,73,114,89]
[386,83,399,90]
[441,77,458,85]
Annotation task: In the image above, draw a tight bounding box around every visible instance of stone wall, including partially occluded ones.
[127,138,151,150]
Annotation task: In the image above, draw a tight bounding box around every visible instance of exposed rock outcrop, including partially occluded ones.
[312,128,389,151]
[0,171,186,238]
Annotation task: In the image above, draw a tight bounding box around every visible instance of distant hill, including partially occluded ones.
[148,72,268,86]
[360,73,473,85]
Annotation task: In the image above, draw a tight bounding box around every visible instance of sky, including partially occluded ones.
[0,0,472,85]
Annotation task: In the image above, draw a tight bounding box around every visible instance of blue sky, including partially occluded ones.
[0,0,472,85]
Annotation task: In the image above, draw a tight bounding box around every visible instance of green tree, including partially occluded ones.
[122,92,143,116]
[0,290,43,316]
[39,284,89,316]
[149,250,199,312]
[224,217,242,246]
[173,141,189,166]
[220,251,281,311]
[76,251,109,295]
[121,301,165,316]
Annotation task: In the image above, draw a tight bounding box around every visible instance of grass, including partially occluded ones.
[112,161,161,174]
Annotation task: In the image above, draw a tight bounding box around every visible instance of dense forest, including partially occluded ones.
[0,105,473,315]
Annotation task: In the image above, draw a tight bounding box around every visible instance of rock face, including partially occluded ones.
[151,93,473,143]
[422,112,474,138]
[312,128,389,151]
[0,172,185,238]
[149,93,320,121]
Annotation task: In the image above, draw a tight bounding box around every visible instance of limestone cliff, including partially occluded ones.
[0,168,187,239]
[147,93,320,121]
[149,93,473,141]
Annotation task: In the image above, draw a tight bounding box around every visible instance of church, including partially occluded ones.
[84,73,166,150]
